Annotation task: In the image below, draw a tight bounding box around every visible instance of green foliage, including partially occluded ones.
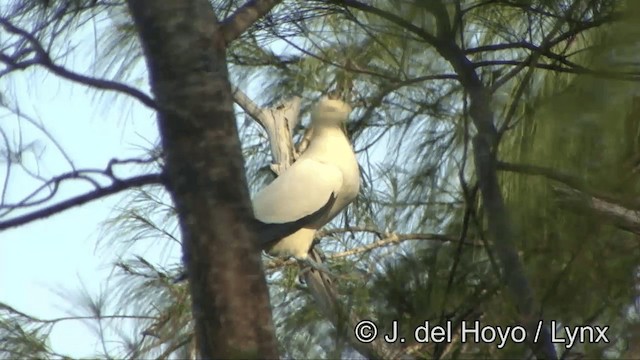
[497,4,640,357]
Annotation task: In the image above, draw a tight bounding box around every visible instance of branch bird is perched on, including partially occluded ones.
[253,96,360,264]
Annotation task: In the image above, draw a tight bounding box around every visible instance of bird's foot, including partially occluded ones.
[294,256,337,280]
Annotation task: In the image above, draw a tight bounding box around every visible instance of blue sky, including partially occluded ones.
[0,53,165,356]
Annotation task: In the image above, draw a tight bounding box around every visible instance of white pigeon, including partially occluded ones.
[252,96,360,260]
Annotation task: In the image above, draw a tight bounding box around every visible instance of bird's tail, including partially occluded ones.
[301,248,340,320]
[301,248,414,360]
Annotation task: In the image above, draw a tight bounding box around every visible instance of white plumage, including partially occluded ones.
[252,97,360,258]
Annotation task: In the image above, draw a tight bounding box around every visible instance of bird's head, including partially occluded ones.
[310,96,352,127]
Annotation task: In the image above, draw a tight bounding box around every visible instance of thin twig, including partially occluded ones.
[0,174,163,231]
[0,17,157,110]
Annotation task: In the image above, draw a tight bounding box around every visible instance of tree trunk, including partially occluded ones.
[126,1,279,358]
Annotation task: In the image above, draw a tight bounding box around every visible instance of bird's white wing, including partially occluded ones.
[253,158,343,224]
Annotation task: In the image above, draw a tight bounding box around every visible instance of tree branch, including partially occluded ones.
[475,60,640,82]
[0,156,159,217]
[264,230,470,271]
[553,186,640,236]
[220,0,283,44]
[327,232,471,259]
[497,161,640,211]
[231,86,264,126]
[0,18,157,110]
[330,0,441,46]
[0,174,163,231]
[232,86,302,173]
[0,302,155,325]
[498,160,640,236]
[490,4,613,91]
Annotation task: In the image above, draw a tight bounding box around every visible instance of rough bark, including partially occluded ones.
[232,87,302,174]
[126,1,278,358]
